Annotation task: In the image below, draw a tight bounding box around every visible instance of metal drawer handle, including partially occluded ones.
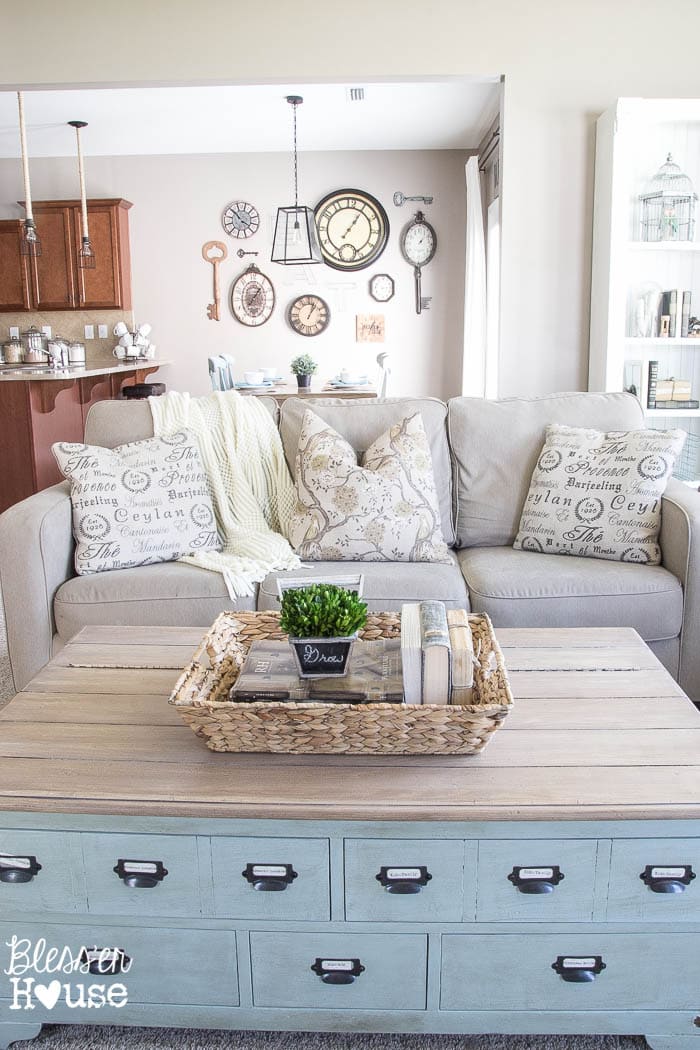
[508,865,565,895]
[113,859,168,888]
[640,865,695,894]
[375,865,432,894]
[79,947,131,976]
[552,955,606,983]
[311,958,365,985]
[242,863,298,891]
[0,854,42,884]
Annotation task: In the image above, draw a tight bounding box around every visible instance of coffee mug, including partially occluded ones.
[113,321,129,338]
[113,347,126,359]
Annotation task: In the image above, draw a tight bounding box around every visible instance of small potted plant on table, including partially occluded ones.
[279,583,367,677]
[290,353,317,390]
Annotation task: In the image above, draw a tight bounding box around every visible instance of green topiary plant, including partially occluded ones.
[290,353,318,376]
[279,584,367,638]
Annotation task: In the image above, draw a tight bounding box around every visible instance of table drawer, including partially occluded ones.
[0,922,238,1012]
[250,931,427,1010]
[607,838,700,921]
[0,830,82,913]
[344,839,470,922]
[82,833,201,917]
[440,932,700,1011]
[476,839,599,922]
[211,836,329,920]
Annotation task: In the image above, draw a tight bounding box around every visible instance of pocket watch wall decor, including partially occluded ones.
[230,264,275,327]
[288,294,330,337]
[400,210,437,315]
[369,273,395,303]
[222,200,260,239]
[315,189,389,271]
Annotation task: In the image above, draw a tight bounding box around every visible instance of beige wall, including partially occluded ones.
[3,0,700,397]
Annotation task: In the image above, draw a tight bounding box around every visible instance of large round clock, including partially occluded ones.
[230,265,275,327]
[288,294,330,337]
[222,200,260,239]
[314,189,389,271]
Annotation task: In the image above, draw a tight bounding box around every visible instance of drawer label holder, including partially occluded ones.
[0,853,42,884]
[311,958,365,985]
[552,955,606,983]
[242,863,298,892]
[79,946,132,976]
[376,865,432,894]
[640,864,695,894]
[508,865,565,895]
[113,859,168,889]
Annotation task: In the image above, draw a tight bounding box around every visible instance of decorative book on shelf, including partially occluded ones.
[419,600,451,705]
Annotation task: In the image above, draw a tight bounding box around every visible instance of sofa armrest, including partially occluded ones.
[660,478,700,702]
[0,482,74,692]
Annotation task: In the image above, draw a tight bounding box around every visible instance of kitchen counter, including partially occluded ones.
[0,360,169,381]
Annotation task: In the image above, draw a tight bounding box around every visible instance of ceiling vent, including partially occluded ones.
[346,87,365,102]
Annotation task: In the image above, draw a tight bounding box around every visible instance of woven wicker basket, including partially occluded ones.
[169,610,513,755]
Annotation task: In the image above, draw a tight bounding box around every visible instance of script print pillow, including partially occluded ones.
[513,424,685,564]
[53,430,220,575]
[288,410,452,563]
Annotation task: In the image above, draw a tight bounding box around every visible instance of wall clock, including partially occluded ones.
[230,264,275,326]
[315,188,389,271]
[222,200,260,239]
[369,273,395,303]
[400,211,437,314]
[288,294,330,337]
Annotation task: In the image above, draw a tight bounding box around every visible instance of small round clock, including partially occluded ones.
[315,188,389,271]
[230,265,275,327]
[222,200,260,239]
[288,294,330,337]
[369,273,395,303]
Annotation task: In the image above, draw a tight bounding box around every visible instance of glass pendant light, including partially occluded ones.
[68,120,96,268]
[16,92,41,257]
[271,95,322,265]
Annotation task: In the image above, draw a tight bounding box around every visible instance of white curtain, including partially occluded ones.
[461,156,487,397]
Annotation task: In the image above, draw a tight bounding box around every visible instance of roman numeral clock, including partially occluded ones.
[314,189,389,271]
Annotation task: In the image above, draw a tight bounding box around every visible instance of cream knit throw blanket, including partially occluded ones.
[150,390,300,599]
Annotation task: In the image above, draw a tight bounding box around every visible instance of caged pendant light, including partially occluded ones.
[16,92,41,257]
[68,120,96,268]
[271,95,322,265]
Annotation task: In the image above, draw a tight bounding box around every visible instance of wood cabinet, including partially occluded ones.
[0,198,132,312]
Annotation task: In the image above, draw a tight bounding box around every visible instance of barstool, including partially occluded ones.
[121,382,166,400]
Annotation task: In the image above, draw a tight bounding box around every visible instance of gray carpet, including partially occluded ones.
[0,589,646,1050]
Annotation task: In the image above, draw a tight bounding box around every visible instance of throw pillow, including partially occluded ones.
[53,430,220,575]
[513,424,685,564]
[288,409,452,563]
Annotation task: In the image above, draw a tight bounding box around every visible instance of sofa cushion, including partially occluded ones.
[54,561,255,640]
[280,397,455,545]
[257,553,469,613]
[448,392,645,549]
[458,546,682,641]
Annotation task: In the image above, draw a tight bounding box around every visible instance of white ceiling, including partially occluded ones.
[0,79,500,158]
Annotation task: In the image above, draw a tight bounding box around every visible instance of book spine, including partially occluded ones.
[669,290,678,339]
[682,291,691,338]
[647,360,659,409]
[652,400,699,410]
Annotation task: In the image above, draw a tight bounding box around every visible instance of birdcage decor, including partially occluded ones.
[639,154,697,242]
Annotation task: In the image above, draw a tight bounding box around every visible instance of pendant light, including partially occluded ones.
[16,92,41,257]
[271,95,322,265]
[68,119,95,268]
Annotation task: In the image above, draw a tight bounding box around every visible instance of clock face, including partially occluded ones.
[369,273,395,303]
[222,200,260,239]
[288,294,330,337]
[230,265,275,326]
[315,189,389,271]
[401,218,437,266]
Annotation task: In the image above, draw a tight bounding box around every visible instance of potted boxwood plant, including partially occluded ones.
[290,352,317,390]
[279,583,367,677]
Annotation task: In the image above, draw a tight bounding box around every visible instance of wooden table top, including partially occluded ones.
[1,625,699,823]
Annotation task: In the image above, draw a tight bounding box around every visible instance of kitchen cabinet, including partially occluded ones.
[0,198,132,312]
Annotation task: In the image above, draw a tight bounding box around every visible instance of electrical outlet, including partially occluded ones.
[97,324,108,339]
[41,325,52,339]
[84,325,95,340]
[9,326,19,339]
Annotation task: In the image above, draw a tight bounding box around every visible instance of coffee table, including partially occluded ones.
[0,624,699,1050]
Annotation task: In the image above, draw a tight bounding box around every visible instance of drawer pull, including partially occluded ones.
[375,866,432,894]
[311,958,365,985]
[79,947,131,976]
[640,865,696,894]
[552,955,606,983]
[508,865,564,894]
[113,858,168,888]
[0,854,42,884]
[242,863,298,891]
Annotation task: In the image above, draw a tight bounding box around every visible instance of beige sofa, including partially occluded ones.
[2,391,699,701]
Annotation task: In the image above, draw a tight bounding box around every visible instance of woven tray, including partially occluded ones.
[169,611,513,755]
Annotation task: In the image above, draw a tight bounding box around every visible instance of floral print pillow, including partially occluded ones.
[288,410,452,562]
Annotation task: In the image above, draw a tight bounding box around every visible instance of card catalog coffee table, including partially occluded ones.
[0,624,699,1050]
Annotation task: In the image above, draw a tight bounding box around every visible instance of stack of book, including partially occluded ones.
[400,601,478,706]
[654,289,692,339]
[647,361,699,410]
